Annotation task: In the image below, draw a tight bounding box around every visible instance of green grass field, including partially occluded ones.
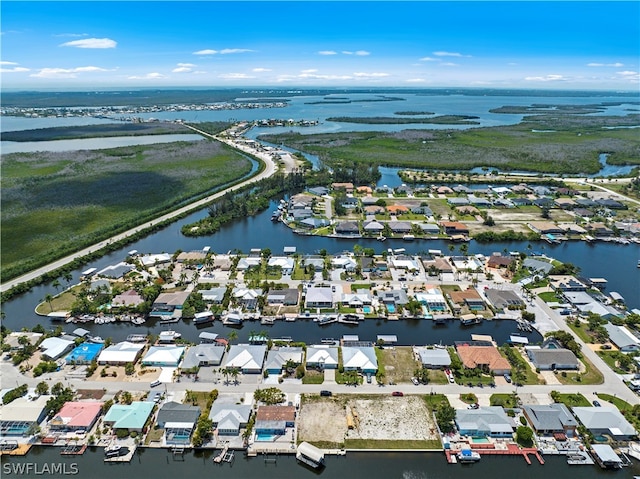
[1,140,252,278]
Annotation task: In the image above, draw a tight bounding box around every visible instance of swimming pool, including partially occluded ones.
[363,306,372,314]
[386,304,396,313]
[472,437,490,443]
[255,433,277,442]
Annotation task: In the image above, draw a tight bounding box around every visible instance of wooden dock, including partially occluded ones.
[446,444,544,465]
[213,444,229,463]
[61,444,87,455]
[0,444,31,456]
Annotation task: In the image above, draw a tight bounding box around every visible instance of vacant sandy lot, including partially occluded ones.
[298,395,438,446]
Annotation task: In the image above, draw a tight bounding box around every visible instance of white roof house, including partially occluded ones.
[97,341,145,365]
[139,253,172,267]
[267,256,295,274]
[342,290,373,307]
[0,395,51,435]
[342,346,378,373]
[573,407,637,438]
[209,403,252,435]
[603,323,640,352]
[236,257,262,270]
[305,346,339,369]
[40,337,75,360]
[415,287,447,312]
[224,344,267,373]
[331,256,357,270]
[141,346,185,367]
[305,287,334,308]
[389,256,420,271]
[415,347,451,368]
[200,287,227,303]
[265,346,304,373]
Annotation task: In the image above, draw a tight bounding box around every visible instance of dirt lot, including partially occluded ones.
[297,394,438,446]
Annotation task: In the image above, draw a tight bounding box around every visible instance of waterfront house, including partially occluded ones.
[139,253,171,267]
[97,341,145,365]
[484,289,525,310]
[388,221,412,234]
[455,406,515,438]
[268,256,295,275]
[455,344,511,375]
[572,407,637,439]
[587,222,613,237]
[103,401,154,433]
[363,220,385,233]
[305,286,334,309]
[255,405,296,436]
[3,332,43,352]
[0,395,49,436]
[523,258,554,275]
[181,343,225,370]
[378,289,409,306]
[299,217,330,229]
[603,323,640,352]
[224,344,267,374]
[527,221,564,235]
[549,275,588,292]
[267,288,299,306]
[335,221,360,236]
[415,287,447,312]
[360,256,375,272]
[49,401,103,433]
[200,287,227,304]
[342,345,378,374]
[176,251,207,263]
[141,346,185,367]
[422,257,454,274]
[453,185,473,194]
[331,255,357,271]
[236,256,262,271]
[156,401,201,445]
[232,287,263,311]
[486,254,515,269]
[265,346,304,375]
[389,255,420,271]
[417,223,441,235]
[525,339,579,370]
[440,221,469,235]
[150,291,190,319]
[342,289,373,308]
[414,347,451,369]
[96,262,134,279]
[308,186,329,196]
[112,290,145,309]
[449,287,485,311]
[522,404,578,437]
[301,256,325,272]
[436,186,454,195]
[209,403,252,436]
[305,346,339,370]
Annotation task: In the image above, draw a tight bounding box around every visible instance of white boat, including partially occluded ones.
[457,449,481,463]
[627,442,640,461]
[88,336,105,344]
[158,330,182,343]
[403,234,415,241]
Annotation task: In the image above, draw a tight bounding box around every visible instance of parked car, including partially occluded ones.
[467,403,479,410]
[593,400,601,407]
[320,390,332,397]
[150,380,161,388]
[504,373,512,383]
[411,377,419,386]
[392,391,404,397]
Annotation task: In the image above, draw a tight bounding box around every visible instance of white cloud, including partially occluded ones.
[218,73,255,79]
[419,57,438,62]
[342,50,370,56]
[298,72,353,80]
[60,37,117,49]
[587,62,624,67]
[524,74,568,82]
[30,66,108,78]
[406,78,427,83]
[616,70,639,81]
[318,50,337,55]
[433,51,470,57]
[352,72,389,78]
[172,63,196,73]
[128,72,165,80]
[194,49,218,55]
[193,48,253,55]
[1,61,18,65]
[54,33,89,38]
[252,68,272,72]
[301,69,318,73]
[1,66,30,73]
[507,62,519,66]
[441,62,458,67]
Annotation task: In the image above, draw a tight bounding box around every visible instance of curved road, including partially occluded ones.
[0,127,279,294]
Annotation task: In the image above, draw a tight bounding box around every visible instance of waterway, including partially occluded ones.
[1,446,638,478]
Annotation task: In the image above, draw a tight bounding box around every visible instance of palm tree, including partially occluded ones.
[227,330,238,345]
[44,294,54,312]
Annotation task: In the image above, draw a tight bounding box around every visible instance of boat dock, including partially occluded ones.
[104,446,136,463]
[0,442,31,456]
[213,444,234,464]
[445,444,544,465]
[61,444,87,455]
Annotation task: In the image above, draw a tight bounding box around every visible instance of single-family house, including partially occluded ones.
[156,402,201,445]
[48,401,103,432]
[334,221,360,236]
[264,346,304,375]
[449,288,485,311]
[112,290,145,308]
[456,344,511,375]
[103,401,154,433]
[572,407,637,439]
[200,287,227,304]
[268,256,295,275]
[224,344,267,374]
[455,406,515,438]
[305,287,334,309]
[40,337,75,361]
[0,396,50,436]
[415,287,447,312]
[150,291,190,319]
[484,289,525,310]
[415,347,451,369]
[97,341,145,365]
[255,405,296,436]
[441,221,469,235]
[522,404,578,437]
[305,346,339,370]
[603,323,640,352]
[181,344,225,370]
[378,289,409,306]
[342,289,373,307]
[141,346,185,367]
[526,338,579,370]
[266,288,299,306]
[209,403,252,436]
[342,345,378,374]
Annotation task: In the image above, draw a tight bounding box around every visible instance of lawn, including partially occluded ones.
[301,369,324,384]
[553,393,591,408]
[2,140,252,280]
[554,355,604,385]
[538,291,561,303]
[566,320,595,344]
[490,393,518,408]
[376,346,420,384]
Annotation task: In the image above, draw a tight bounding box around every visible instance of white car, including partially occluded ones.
[411,377,419,385]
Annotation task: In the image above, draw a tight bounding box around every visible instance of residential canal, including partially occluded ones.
[1,197,638,342]
[1,446,639,478]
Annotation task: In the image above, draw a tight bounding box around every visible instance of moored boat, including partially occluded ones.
[457,449,481,463]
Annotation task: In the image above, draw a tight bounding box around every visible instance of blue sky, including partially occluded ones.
[1,1,638,90]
